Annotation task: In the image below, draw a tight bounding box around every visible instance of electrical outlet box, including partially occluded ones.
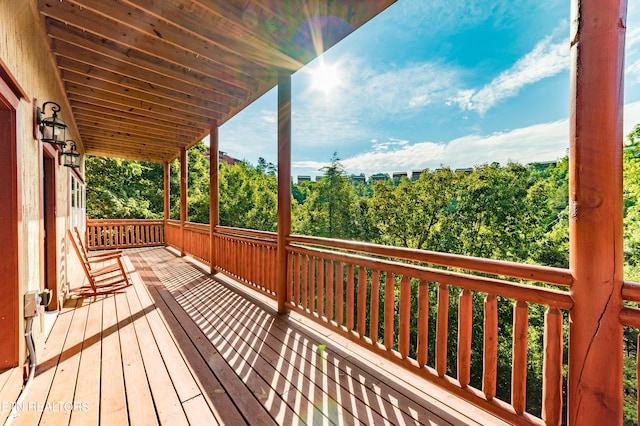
[40,289,52,307]
[24,291,40,318]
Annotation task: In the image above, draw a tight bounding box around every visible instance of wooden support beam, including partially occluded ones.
[276,70,291,314]
[568,1,626,424]
[163,160,170,242]
[209,120,219,274]
[180,147,188,257]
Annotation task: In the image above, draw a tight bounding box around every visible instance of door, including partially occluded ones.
[0,74,21,371]
[43,151,58,310]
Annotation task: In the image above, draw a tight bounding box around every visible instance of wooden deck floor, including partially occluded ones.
[8,247,506,426]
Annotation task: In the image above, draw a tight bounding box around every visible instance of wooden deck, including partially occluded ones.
[8,247,506,425]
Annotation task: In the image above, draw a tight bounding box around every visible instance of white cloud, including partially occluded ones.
[299,101,640,177]
[261,110,276,124]
[453,35,569,114]
[339,120,568,176]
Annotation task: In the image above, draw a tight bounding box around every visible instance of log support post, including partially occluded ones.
[210,120,219,274]
[163,160,170,246]
[179,146,187,257]
[568,0,626,424]
[277,70,292,314]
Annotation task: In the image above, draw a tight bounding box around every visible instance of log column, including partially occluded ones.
[210,120,219,274]
[277,70,292,313]
[179,147,188,257]
[163,161,170,246]
[568,0,626,424]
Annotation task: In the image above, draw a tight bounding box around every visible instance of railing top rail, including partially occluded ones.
[87,218,164,224]
[215,225,277,240]
[622,281,640,303]
[288,244,573,310]
[288,234,572,287]
[184,222,210,232]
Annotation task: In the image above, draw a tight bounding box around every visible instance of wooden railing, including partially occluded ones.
[183,222,211,265]
[86,219,164,250]
[214,226,278,296]
[162,221,278,297]
[286,235,572,425]
[621,280,640,424]
[164,219,181,248]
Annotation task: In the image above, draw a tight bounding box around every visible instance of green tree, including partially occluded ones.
[86,156,163,219]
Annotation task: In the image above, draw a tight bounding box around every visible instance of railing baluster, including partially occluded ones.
[286,250,292,303]
[336,262,344,326]
[436,283,449,376]
[317,258,325,318]
[326,260,334,322]
[370,270,380,344]
[292,253,299,306]
[346,264,355,331]
[357,266,368,337]
[310,256,316,313]
[399,275,411,358]
[458,288,472,387]
[542,307,563,425]
[512,300,528,414]
[384,272,394,350]
[483,294,498,399]
[301,255,308,310]
[417,279,429,367]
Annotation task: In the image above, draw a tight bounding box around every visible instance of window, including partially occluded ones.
[70,174,86,233]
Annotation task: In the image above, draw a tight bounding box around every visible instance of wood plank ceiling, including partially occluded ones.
[37,0,396,163]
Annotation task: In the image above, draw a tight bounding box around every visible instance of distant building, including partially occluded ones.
[369,173,389,183]
[203,148,240,165]
[455,168,473,174]
[392,172,407,181]
[350,174,366,184]
[411,170,425,180]
[297,175,311,184]
[527,161,558,169]
[315,176,322,182]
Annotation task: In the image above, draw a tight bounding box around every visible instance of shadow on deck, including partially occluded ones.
[9,247,506,425]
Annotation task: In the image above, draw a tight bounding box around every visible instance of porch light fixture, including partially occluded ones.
[36,101,67,148]
[63,141,81,168]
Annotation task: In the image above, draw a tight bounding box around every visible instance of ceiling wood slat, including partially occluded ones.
[37,0,396,162]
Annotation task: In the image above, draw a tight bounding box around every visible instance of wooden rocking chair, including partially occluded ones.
[67,229,132,296]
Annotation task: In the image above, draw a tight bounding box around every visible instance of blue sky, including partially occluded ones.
[216,0,640,179]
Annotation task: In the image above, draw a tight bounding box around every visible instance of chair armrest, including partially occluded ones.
[87,253,123,263]
[89,250,123,258]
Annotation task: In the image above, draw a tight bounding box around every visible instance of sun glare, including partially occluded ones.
[310,62,340,96]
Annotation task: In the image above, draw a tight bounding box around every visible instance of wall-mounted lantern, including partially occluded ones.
[36,101,67,148]
[63,141,81,168]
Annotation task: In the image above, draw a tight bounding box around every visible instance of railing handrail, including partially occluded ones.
[288,244,573,310]
[622,280,640,302]
[216,225,277,240]
[288,234,573,287]
[184,222,210,232]
[87,218,164,224]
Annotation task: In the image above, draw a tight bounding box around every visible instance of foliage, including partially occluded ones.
[86,156,164,219]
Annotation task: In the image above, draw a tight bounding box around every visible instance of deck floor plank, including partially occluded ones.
[123,266,189,426]
[68,299,103,426]
[38,300,91,426]
[137,267,242,425]
[134,256,275,426]
[12,299,78,426]
[175,275,380,425]
[114,289,157,426]
[171,278,319,426]
[127,264,217,426]
[99,294,128,426]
